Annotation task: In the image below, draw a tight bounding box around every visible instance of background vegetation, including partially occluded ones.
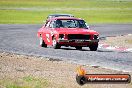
[0,0,132,24]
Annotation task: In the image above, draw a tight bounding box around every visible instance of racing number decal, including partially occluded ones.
[46,34,50,42]
[50,31,54,37]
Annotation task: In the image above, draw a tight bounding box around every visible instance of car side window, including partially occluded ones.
[45,21,50,28]
[49,21,56,28]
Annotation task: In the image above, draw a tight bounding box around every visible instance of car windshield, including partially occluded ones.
[53,19,88,29]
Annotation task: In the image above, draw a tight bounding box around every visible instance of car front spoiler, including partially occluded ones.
[58,39,99,43]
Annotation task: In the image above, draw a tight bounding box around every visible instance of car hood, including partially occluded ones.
[54,28,99,35]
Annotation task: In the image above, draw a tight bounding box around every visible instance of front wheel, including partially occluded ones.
[89,43,98,51]
[52,38,61,49]
[39,36,47,47]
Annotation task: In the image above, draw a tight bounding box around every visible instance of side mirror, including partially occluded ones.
[87,25,90,28]
[85,26,90,29]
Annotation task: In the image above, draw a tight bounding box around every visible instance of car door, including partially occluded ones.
[42,21,53,45]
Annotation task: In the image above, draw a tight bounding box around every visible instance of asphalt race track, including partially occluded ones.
[0,24,132,72]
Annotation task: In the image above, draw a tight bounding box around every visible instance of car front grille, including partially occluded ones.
[68,34,90,40]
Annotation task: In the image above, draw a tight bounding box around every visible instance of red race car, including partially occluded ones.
[37,15,99,51]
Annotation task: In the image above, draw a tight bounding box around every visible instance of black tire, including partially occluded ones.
[89,43,98,51]
[52,37,61,49]
[39,36,47,47]
[76,75,86,85]
[75,46,82,50]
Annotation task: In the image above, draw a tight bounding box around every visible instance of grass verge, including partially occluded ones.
[0,76,49,88]
[0,0,132,24]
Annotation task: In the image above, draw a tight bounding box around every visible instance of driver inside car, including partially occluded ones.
[56,20,64,28]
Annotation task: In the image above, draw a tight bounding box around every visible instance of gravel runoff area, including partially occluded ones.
[102,34,132,48]
[0,52,132,88]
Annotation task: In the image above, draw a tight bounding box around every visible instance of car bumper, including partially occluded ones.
[58,39,99,46]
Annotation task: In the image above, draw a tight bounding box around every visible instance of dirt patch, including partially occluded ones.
[0,52,132,88]
[102,34,132,48]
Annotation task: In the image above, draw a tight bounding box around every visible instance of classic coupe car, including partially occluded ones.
[37,16,99,51]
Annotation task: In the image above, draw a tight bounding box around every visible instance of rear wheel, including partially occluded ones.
[52,37,61,49]
[75,46,82,50]
[89,43,98,51]
[39,36,47,47]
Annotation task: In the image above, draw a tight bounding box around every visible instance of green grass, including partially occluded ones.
[0,76,49,88]
[0,0,132,24]
[0,76,66,88]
